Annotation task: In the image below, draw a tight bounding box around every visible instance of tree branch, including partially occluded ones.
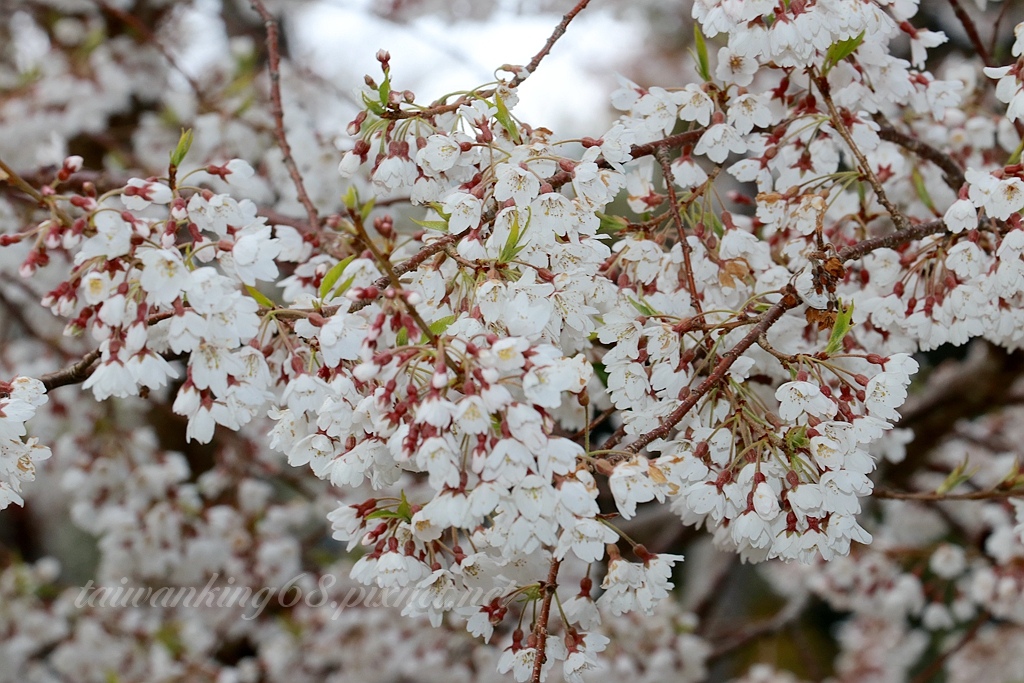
[250,0,321,234]
[816,75,911,233]
[946,0,993,67]
[529,558,561,683]
[39,349,101,392]
[877,126,966,191]
[874,487,1024,502]
[909,610,989,683]
[618,287,800,459]
[0,157,73,226]
[510,0,593,88]
[837,219,947,262]
[657,146,702,314]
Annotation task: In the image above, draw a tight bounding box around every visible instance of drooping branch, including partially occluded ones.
[877,126,966,191]
[627,129,706,163]
[379,0,593,120]
[510,0,593,88]
[0,157,73,226]
[874,487,1024,502]
[250,0,322,234]
[837,219,947,262]
[816,75,911,233]
[656,146,702,314]
[529,558,561,683]
[616,287,800,460]
[39,349,101,392]
[946,0,993,67]
[95,1,207,102]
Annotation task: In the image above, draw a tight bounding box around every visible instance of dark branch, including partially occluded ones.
[250,0,322,234]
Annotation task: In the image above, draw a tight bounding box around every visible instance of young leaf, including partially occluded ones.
[319,255,356,299]
[627,296,658,317]
[395,490,412,521]
[330,275,357,300]
[822,31,865,74]
[428,315,456,337]
[597,212,629,234]
[359,197,377,222]
[693,24,711,82]
[494,94,522,144]
[498,210,525,264]
[911,167,936,213]
[361,91,385,116]
[169,128,194,167]
[411,217,450,232]
[342,185,360,211]
[245,285,276,310]
[935,457,978,495]
[364,509,405,521]
[825,299,855,356]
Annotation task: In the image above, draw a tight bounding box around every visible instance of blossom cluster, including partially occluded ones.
[0,376,50,509]
[2,0,1024,681]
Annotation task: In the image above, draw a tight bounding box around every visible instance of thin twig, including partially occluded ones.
[380,0,593,119]
[627,130,706,164]
[815,75,911,233]
[250,0,321,234]
[947,0,993,67]
[656,146,703,315]
[837,219,947,262]
[618,287,800,460]
[909,610,989,683]
[510,0,593,88]
[0,157,73,226]
[95,1,207,100]
[877,126,966,191]
[708,594,808,660]
[529,559,562,683]
[39,349,102,392]
[874,487,1024,502]
[350,230,466,313]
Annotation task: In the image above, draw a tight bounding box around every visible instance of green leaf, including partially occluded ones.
[319,255,356,299]
[360,197,377,222]
[396,491,412,521]
[693,24,711,82]
[378,74,392,107]
[627,296,658,317]
[785,425,809,450]
[411,217,450,232]
[497,210,526,264]
[342,185,360,210]
[428,315,456,337]
[705,212,725,238]
[494,94,522,144]
[936,457,978,495]
[361,91,385,116]
[597,212,628,234]
[330,275,357,300]
[1006,137,1024,166]
[822,31,865,74]
[395,326,408,346]
[364,509,405,521]
[169,128,194,167]
[911,167,936,213]
[825,299,855,356]
[245,285,275,310]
